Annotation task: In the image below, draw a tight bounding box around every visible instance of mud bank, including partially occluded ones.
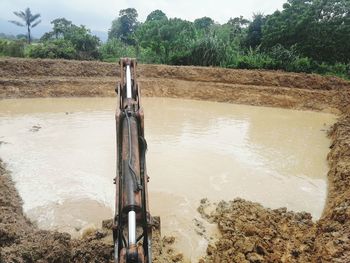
[1,58,349,113]
[1,58,350,262]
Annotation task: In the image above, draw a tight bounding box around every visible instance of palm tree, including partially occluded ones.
[9,8,41,44]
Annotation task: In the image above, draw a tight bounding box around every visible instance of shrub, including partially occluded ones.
[0,39,6,55]
[27,39,76,59]
[138,47,162,64]
[267,44,298,70]
[235,48,275,69]
[188,35,227,66]
[100,39,136,62]
[288,57,312,73]
[315,62,350,79]
[0,39,26,57]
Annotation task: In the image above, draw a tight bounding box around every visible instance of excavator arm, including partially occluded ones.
[113,58,152,263]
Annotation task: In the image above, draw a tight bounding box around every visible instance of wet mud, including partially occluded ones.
[198,198,316,262]
[1,58,350,262]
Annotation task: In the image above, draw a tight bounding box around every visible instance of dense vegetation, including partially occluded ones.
[1,0,349,78]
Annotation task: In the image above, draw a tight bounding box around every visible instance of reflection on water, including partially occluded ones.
[0,97,335,261]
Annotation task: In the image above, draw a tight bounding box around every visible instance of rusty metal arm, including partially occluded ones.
[113,58,152,263]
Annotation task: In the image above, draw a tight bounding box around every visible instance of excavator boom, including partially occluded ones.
[113,58,152,263]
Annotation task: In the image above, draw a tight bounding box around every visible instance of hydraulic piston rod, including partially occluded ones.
[113,58,152,263]
[128,211,136,245]
[126,65,132,99]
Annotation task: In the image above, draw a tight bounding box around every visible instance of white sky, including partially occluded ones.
[1,0,286,32]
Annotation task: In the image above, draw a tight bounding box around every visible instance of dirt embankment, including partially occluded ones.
[1,58,350,262]
[1,58,349,113]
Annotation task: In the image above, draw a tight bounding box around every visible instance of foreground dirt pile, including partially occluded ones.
[0,160,185,263]
[198,199,316,262]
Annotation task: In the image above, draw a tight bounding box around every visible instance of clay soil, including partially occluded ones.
[1,58,350,262]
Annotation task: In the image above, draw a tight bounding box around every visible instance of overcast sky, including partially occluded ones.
[1,0,286,33]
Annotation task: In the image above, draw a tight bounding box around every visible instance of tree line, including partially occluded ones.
[1,0,349,79]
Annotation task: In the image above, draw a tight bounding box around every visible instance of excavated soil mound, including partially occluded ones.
[1,58,350,262]
[198,199,316,262]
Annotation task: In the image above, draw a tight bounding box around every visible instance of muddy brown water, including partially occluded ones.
[0,97,335,261]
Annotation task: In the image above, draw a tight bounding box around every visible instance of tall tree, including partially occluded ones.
[136,18,196,64]
[226,16,249,36]
[41,18,73,40]
[146,10,167,22]
[9,8,41,43]
[51,18,73,38]
[262,1,312,50]
[244,13,266,49]
[108,8,139,44]
[194,17,214,32]
[262,0,350,63]
[303,0,350,63]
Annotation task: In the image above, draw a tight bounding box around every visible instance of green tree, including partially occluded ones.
[194,17,214,32]
[221,16,249,49]
[146,10,167,22]
[244,13,266,49]
[136,18,196,64]
[41,18,73,40]
[9,8,41,43]
[66,25,100,60]
[52,18,73,38]
[134,20,164,63]
[108,8,139,44]
[38,18,100,60]
[226,16,249,36]
[161,18,196,64]
[262,1,312,49]
[302,0,350,63]
[262,0,350,63]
